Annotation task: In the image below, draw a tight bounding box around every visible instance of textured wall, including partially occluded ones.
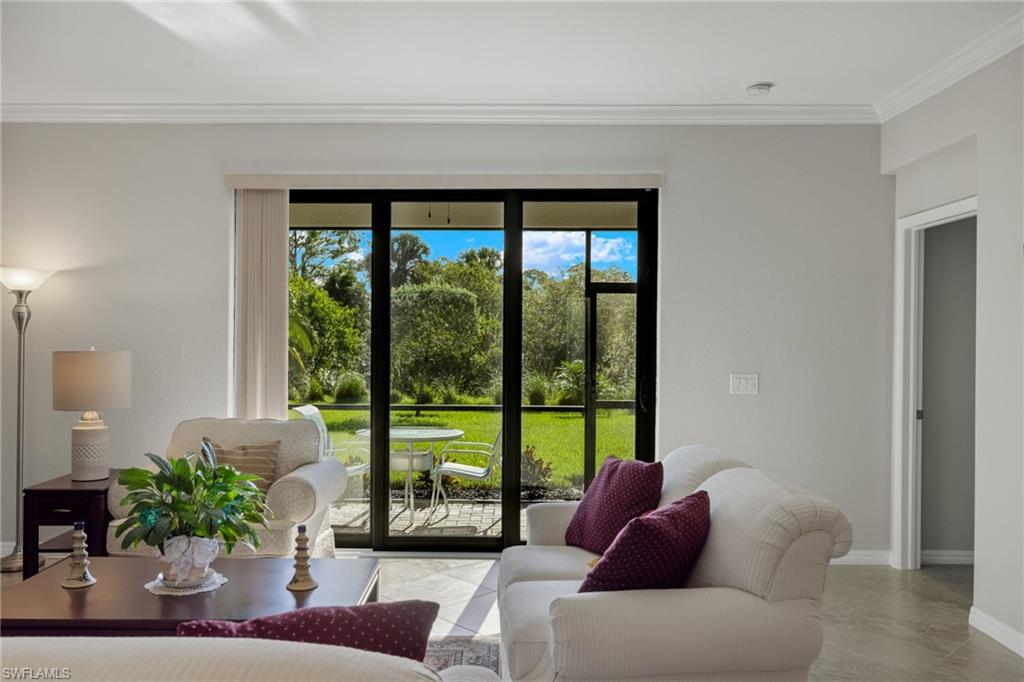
[2,123,894,552]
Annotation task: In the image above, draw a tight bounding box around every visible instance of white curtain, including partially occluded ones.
[234,189,288,419]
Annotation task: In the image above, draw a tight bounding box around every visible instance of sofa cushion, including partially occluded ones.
[579,491,710,592]
[565,457,663,554]
[499,544,598,594]
[203,438,280,492]
[177,601,439,661]
[167,418,321,479]
[499,580,582,681]
[658,444,750,508]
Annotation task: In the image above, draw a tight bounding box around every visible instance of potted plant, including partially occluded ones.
[115,441,271,588]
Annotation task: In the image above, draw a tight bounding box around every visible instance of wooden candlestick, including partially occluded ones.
[61,521,97,589]
[286,524,317,592]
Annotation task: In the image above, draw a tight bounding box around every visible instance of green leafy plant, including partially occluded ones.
[334,370,368,403]
[306,377,328,403]
[115,445,271,554]
[553,360,586,405]
[521,445,553,488]
[523,373,548,406]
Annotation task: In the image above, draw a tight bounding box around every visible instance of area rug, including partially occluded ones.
[425,636,501,675]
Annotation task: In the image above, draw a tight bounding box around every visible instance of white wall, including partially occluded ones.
[882,48,1024,639]
[921,218,976,554]
[1,123,895,552]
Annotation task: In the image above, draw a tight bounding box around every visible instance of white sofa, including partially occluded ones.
[2,637,500,682]
[499,446,853,682]
[106,418,346,558]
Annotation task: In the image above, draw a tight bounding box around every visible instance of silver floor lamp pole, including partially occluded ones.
[1,267,55,573]
[0,291,43,572]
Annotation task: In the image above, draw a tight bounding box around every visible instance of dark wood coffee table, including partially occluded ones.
[0,556,379,637]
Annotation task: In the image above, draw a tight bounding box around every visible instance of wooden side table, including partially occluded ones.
[23,472,114,580]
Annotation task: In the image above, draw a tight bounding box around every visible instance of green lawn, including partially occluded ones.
[289,406,635,490]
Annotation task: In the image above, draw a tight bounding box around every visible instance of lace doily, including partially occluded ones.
[144,571,228,596]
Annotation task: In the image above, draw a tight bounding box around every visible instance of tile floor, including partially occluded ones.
[377,558,1023,680]
[4,555,1022,680]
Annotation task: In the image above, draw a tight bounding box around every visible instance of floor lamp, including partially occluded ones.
[1,266,57,573]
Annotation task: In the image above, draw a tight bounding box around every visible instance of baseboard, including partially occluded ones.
[969,606,1024,658]
[921,549,974,565]
[831,550,892,565]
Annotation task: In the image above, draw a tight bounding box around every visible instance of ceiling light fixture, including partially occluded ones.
[746,82,774,97]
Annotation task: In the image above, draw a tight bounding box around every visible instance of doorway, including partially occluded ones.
[920,218,976,567]
[891,195,977,570]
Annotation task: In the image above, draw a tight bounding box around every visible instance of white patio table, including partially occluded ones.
[354,426,464,525]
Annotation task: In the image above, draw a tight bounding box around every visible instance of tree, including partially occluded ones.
[288,274,363,397]
[391,284,485,396]
[440,248,503,320]
[323,265,369,331]
[522,265,585,379]
[289,230,361,282]
[391,233,430,288]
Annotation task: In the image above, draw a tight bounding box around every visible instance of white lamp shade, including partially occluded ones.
[0,266,56,292]
[53,351,132,411]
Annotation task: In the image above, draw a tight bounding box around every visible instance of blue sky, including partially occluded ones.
[394,229,637,278]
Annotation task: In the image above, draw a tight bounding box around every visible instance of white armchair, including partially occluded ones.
[498,445,852,682]
[106,417,345,558]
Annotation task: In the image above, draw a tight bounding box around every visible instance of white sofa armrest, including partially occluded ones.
[549,587,823,679]
[525,502,579,546]
[266,457,347,524]
[108,477,132,519]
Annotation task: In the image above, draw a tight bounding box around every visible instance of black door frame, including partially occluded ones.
[290,188,658,552]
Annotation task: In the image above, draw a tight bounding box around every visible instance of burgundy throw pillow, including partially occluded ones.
[176,601,439,661]
[579,490,711,593]
[565,456,664,554]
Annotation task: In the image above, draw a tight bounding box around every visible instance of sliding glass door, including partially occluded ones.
[288,189,657,551]
[519,201,650,540]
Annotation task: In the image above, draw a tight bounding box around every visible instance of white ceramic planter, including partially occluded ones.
[157,536,221,588]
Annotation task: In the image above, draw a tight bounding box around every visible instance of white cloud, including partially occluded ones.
[591,235,635,264]
[523,231,585,274]
[522,232,635,275]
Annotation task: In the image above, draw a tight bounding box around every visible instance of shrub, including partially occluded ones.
[522,445,553,488]
[389,389,406,404]
[411,382,435,405]
[334,371,368,403]
[436,381,462,405]
[553,360,585,405]
[489,379,504,405]
[306,378,327,403]
[523,374,548,406]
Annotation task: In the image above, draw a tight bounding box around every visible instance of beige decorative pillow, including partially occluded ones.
[203,438,281,493]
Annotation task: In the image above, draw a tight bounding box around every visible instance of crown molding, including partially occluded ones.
[875,10,1024,123]
[0,103,878,126]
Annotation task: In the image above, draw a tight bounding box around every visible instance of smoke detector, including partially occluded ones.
[746,82,774,97]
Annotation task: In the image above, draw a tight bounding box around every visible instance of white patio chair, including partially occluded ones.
[428,428,502,521]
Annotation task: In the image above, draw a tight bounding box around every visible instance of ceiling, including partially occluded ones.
[2,2,1021,123]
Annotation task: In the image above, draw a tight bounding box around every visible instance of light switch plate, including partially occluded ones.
[730,373,759,395]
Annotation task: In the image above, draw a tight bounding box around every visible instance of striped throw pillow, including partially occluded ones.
[203,438,281,493]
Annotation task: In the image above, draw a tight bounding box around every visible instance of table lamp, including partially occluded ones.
[53,349,132,481]
[1,265,57,573]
